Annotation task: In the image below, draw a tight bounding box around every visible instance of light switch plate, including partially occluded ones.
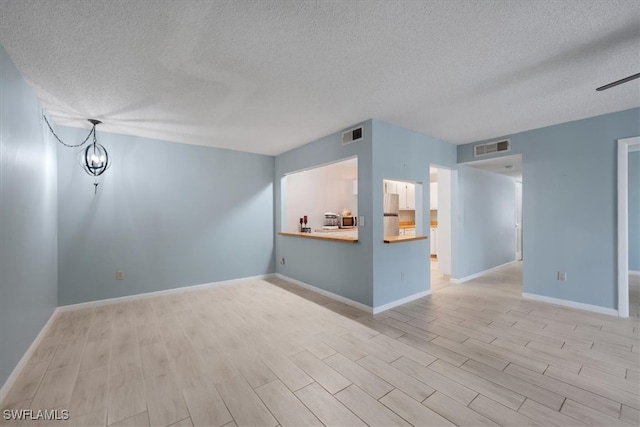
[359,215,365,226]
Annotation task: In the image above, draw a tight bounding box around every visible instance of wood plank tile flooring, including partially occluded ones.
[2,262,639,426]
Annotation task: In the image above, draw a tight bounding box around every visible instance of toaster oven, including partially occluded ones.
[340,216,357,229]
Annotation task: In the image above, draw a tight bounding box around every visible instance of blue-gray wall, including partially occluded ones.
[275,121,374,306]
[0,45,58,386]
[56,127,275,305]
[371,120,457,307]
[456,165,515,279]
[458,108,640,310]
[630,151,640,272]
[275,119,458,309]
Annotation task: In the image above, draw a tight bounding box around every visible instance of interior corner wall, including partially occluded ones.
[56,127,275,306]
[0,45,58,386]
[455,165,516,279]
[274,121,374,307]
[436,168,453,276]
[371,119,457,308]
[629,151,640,272]
[458,107,640,310]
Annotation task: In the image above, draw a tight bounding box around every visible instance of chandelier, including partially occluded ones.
[44,116,111,193]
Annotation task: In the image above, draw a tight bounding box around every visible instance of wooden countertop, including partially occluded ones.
[313,228,357,233]
[399,224,416,229]
[278,231,358,243]
[383,235,428,244]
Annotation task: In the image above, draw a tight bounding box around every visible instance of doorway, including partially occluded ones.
[429,165,453,292]
[459,154,523,293]
[618,136,640,318]
[515,180,523,261]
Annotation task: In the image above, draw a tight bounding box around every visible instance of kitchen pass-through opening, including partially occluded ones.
[282,157,358,237]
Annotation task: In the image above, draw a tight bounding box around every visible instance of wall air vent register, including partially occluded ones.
[342,126,364,145]
[474,139,510,157]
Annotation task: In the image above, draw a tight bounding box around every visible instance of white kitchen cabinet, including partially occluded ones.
[398,184,407,208]
[384,180,398,194]
[430,182,438,210]
[396,182,415,210]
[399,229,405,236]
[405,227,416,236]
[406,183,415,209]
[430,227,437,255]
[385,180,415,209]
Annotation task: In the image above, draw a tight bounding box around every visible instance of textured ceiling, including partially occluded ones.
[0,0,638,155]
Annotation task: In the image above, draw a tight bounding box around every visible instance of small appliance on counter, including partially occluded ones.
[323,212,339,230]
[340,216,357,228]
[338,208,357,228]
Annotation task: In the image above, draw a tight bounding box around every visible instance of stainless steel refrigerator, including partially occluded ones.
[383,193,399,236]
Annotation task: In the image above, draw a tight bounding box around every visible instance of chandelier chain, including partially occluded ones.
[43,115,95,148]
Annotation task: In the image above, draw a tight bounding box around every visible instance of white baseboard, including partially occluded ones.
[57,274,275,312]
[275,274,373,313]
[274,274,432,315]
[1,307,59,405]
[522,292,618,317]
[372,290,432,314]
[630,270,640,277]
[451,260,518,284]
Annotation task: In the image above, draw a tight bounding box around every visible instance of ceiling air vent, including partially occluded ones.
[342,126,364,145]
[474,139,510,157]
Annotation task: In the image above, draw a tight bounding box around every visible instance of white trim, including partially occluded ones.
[275,273,373,313]
[274,273,433,315]
[372,290,432,314]
[1,307,59,404]
[57,274,274,312]
[450,260,518,284]
[523,293,618,317]
[618,136,640,318]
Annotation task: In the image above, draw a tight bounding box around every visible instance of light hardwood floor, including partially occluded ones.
[2,262,639,426]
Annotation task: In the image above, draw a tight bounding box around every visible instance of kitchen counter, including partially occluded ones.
[399,224,416,229]
[278,231,358,243]
[383,235,428,244]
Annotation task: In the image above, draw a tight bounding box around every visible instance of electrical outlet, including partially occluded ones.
[557,271,567,281]
[359,215,365,226]
[116,271,124,280]
[401,272,404,280]
[280,257,285,265]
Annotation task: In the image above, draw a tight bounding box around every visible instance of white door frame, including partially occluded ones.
[429,164,456,279]
[618,136,640,318]
[515,180,523,261]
